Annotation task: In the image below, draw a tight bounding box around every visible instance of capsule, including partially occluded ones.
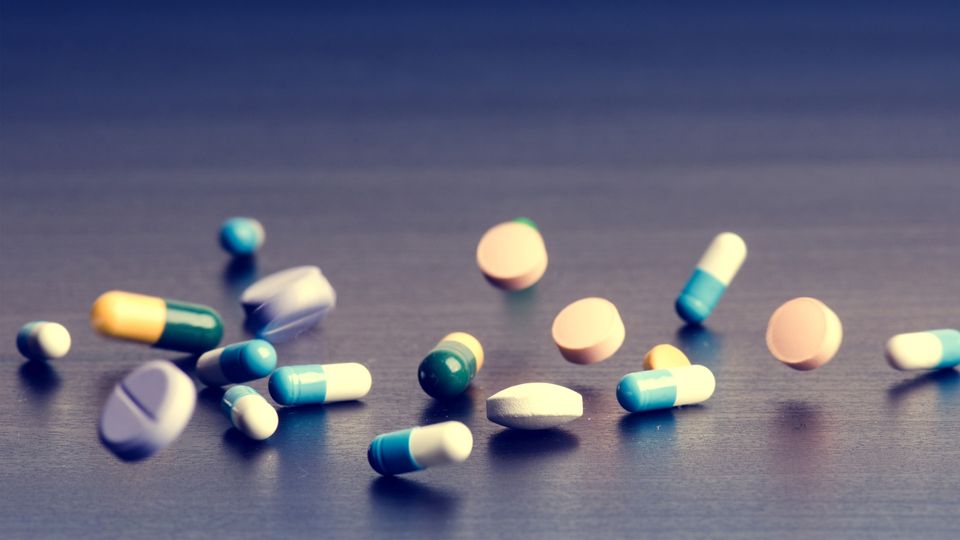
[617,365,716,413]
[219,217,265,257]
[886,329,960,371]
[418,332,484,399]
[675,232,747,324]
[222,385,278,441]
[268,363,372,406]
[367,421,473,476]
[17,321,71,361]
[91,291,223,353]
[196,340,277,386]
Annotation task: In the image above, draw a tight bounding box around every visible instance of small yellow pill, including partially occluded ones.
[642,344,692,370]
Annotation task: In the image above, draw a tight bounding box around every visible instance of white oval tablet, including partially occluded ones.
[486,382,583,430]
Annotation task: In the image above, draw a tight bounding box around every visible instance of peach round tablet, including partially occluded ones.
[476,218,548,291]
[766,297,842,371]
[642,344,691,370]
[551,297,625,365]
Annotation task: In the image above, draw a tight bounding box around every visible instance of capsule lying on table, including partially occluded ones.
[418,332,484,399]
[617,365,716,413]
[367,421,473,476]
[91,291,223,353]
[222,385,278,441]
[886,329,960,371]
[268,363,372,406]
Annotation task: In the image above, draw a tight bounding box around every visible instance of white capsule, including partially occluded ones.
[886,329,960,371]
[486,382,583,430]
[222,386,278,440]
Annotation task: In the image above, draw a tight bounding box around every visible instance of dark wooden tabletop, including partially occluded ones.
[2,2,959,539]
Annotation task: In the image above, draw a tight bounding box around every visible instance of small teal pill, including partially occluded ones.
[219,217,265,256]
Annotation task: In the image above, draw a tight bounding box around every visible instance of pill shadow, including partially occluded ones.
[886,369,960,404]
[675,323,723,364]
[170,354,200,374]
[18,361,61,396]
[769,400,827,476]
[488,428,580,462]
[617,409,678,440]
[274,401,366,442]
[419,388,476,425]
[222,427,273,459]
[500,285,538,319]
[198,386,227,411]
[368,477,460,521]
[222,255,258,299]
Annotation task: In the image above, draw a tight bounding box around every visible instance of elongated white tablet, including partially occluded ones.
[486,382,583,430]
[99,360,196,461]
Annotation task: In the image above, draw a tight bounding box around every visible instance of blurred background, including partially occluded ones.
[2,1,958,539]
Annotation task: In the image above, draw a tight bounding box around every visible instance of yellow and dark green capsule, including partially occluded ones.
[91,290,223,353]
[418,332,484,399]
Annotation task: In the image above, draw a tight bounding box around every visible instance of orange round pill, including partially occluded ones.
[642,344,691,370]
[766,297,842,371]
[476,218,548,291]
[551,297,625,365]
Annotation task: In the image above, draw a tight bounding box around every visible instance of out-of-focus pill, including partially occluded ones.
[16,321,71,361]
[222,385,278,440]
[486,382,583,430]
[91,291,223,353]
[240,266,336,343]
[219,217,265,257]
[368,421,473,476]
[552,297,625,364]
[196,339,277,386]
[675,232,747,325]
[642,344,691,370]
[269,363,372,406]
[418,332,483,399]
[766,297,842,371]
[886,329,960,371]
[617,365,715,413]
[476,218,548,291]
[99,360,196,461]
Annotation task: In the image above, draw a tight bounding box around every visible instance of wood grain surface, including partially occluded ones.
[2,2,958,539]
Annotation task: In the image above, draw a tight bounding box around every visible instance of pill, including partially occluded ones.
[476,217,548,291]
[91,290,223,353]
[766,297,842,371]
[16,321,71,361]
[222,385,278,440]
[885,329,960,371]
[196,339,277,386]
[486,382,583,430]
[219,217,265,257]
[552,297,625,364]
[240,266,336,343]
[617,365,716,413]
[367,421,473,476]
[675,232,747,325]
[269,363,372,406]
[642,343,691,370]
[418,332,484,399]
[99,360,196,461]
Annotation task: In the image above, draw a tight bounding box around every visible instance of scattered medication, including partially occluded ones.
[219,217,265,257]
[16,321,71,361]
[617,365,716,413]
[642,343,691,370]
[99,360,196,461]
[240,266,336,343]
[269,363,372,406]
[222,385,278,440]
[368,421,473,476]
[885,329,960,371]
[476,218,548,291]
[552,297,625,364]
[766,297,842,371]
[486,382,583,430]
[91,290,223,353]
[675,232,747,325]
[418,332,484,399]
[196,339,277,386]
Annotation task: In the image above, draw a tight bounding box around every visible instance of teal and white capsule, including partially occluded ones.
[268,363,372,406]
[222,385,278,440]
[367,421,473,476]
[675,232,747,324]
[196,339,277,386]
[17,321,71,361]
[886,329,960,371]
[617,365,716,413]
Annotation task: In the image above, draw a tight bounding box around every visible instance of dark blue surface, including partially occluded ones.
[2,1,960,539]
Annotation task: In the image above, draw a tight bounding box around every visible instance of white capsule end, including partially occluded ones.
[232,394,279,440]
[321,362,372,403]
[669,365,716,406]
[409,421,473,468]
[697,232,747,286]
[885,332,943,371]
